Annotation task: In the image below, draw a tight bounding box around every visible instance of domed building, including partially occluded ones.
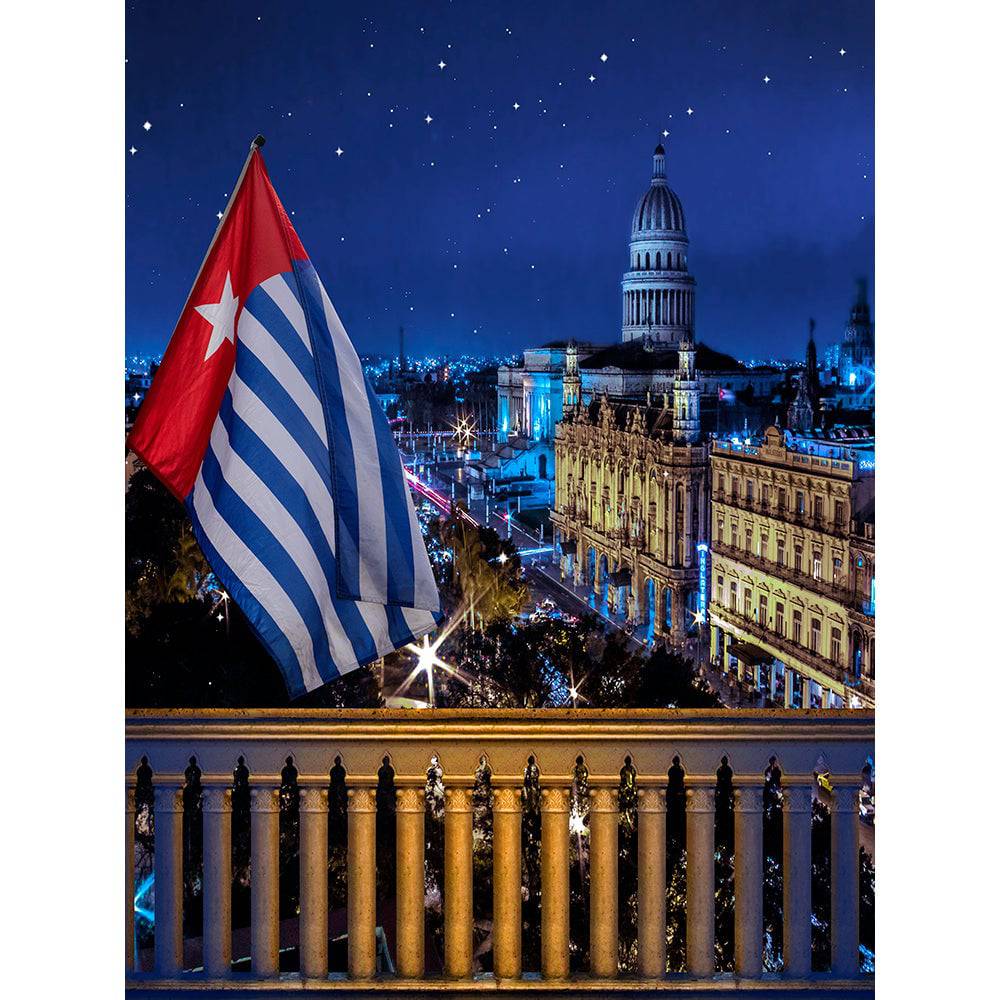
[622,144,697,345]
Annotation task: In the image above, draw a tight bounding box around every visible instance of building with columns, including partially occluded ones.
[708,425,875,708]
[551,342,709,647]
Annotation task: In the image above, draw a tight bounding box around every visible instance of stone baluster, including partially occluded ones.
[153,783,184,976]
[782,781,813,977]
[734,782,764,979]
[347,784,378,978]
[396,784,426,979]
[299,785,329,980]
[250,786,280,978]
[685,783,716,977]
[202,785,233,978]
[637,787,667,978]
[831,782,860,977]
[126,784,136,976]
[444,784,474,978]
[492,783,523,980]
[540,785,570,979]
[589,784,619,978]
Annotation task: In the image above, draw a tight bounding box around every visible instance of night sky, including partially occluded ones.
[126,1,873,363]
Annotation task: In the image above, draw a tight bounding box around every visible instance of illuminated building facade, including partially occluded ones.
[551,343,709,647]
[708,425,875,708]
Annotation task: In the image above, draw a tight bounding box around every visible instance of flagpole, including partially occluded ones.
[160,136,266,350]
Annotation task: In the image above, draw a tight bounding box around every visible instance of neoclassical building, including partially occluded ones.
[708,426,875,707]
[551,343,709,645]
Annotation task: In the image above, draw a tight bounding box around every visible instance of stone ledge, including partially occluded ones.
[126,973,874,999]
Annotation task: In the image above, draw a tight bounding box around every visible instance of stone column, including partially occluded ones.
[782,782,813,978]
[444,785,474,978]
[540,786,570,979]
[784,669,795,709]
[653,581,665,636]
[396,785,426,979]
[671,587,687,644]
[299,786,329,980]
[250,786,280,978]
[685,784,715,977]
[683,484,693,568]
[821,687,831,709]
[666,483,675,567]
[801,674,812,710]
[347,785,377,979]
[830,784,860,977]
[126,784,136,976]
[492,784,523,980]
[153,784,184,976]
[734,784,763,979]
[589,785,619,978]
[637,787,667,978]
[202,785,233,978]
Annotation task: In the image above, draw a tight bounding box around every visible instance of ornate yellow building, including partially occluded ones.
[709,426,875,708]
[551,344,709,646]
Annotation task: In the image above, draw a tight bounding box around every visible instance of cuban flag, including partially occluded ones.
[127,139,441,697]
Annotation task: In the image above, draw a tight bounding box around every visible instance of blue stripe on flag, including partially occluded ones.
[242,285,318,391]
[216,389,379,666]
[199,441,342,684]
[234,342,329,481]
[290,262,364,599]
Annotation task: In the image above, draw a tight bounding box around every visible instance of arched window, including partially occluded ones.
[656,251,661,269]
[667,252,672,269]
[636,253,641,269]
[645,252,650,270]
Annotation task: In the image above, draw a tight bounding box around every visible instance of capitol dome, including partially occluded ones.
[621,144,696,346]
[631,145,686,235]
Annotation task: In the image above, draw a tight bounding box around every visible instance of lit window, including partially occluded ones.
[810,618,821,653]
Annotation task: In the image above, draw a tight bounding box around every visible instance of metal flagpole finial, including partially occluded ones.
[251,134,266,150]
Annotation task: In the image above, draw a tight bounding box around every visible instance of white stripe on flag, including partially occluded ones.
[192,470,324,692]
[229,371,337,555]
[207,420,364,671]
[261,274,312,353]
[316,280,389,604]
[237,308,328,444]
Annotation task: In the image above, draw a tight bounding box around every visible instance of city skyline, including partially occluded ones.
[126,1,873,362]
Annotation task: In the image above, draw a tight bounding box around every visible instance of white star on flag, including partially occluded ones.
[195,271,239,361]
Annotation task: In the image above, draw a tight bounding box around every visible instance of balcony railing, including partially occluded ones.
[711,606,849,683]
[126,709,874,996]
[711,540,858,607]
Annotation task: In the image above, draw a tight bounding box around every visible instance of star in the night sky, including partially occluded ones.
[438,60,446,69]
[129,146,137,155]
[512,101,520,110]
[600,53,608,62]
[142,121,151,130]
[763,74,771,83]
[686,107,694,115]
[335,147,343,156]
[195,272,239,361]
[424,114,433,124]
[839,48,846,56]
[588,74,596,82]
[662,129,670,137]
[215,211,223,220]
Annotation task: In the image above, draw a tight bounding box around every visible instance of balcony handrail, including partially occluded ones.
[127,708,873,993]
